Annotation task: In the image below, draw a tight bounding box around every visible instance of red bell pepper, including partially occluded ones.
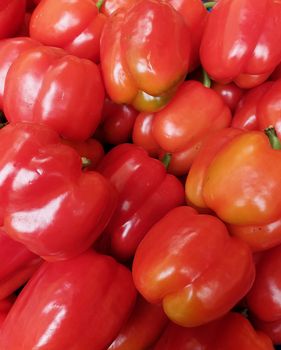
[100,0,191,112]
[107,295,168,350]
[212,82,244,113]
[62,138,104,171]
[0,250,137,350]
[153,312,274,350]
[0,37,40,110]
[231,81,273,131]
[0,1,26,39]
[3,45,105,141]
[29,0,106,62]
[96,98,138,145]
[97,143,185,260]
[200,0,281,88]
[132,206,255,327]
[0,228,42,300]
[0,122,117,260]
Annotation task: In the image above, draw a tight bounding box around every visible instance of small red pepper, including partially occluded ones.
[212,82,244,113]
[132,206,255,327]
[0,250,137,350]
[100,0,191,112]
[107,295,168,350]
[0,122,117,260]
[3,45,105,141]
[97,143,185,260]
[153,312,274,350]
[30,0,107,62]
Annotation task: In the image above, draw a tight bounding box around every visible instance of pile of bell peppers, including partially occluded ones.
[1,0,281,349]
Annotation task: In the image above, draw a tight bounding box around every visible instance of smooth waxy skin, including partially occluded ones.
[30,0,106,62]
[108,296,168,350]
[0,251,137,350]
[203,131,281,225]
[3,46,105,141]
[153,313,274,350]
[0,228,42,300]
[133,206,255,327]
[98,143,185,260]
[100,0,190,112]
[0,123,117,260]
[200,0,281,88]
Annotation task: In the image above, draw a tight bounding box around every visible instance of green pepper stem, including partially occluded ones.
[202,69,211,88]
[81,157,92,169]
[264,126,281,150]
[204,1,216,9]
[161,153,172,170]
[96,0,103,10]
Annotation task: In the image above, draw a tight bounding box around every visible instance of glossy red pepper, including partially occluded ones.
[0,122,117,260]
[97,143,185,260]
[62,138,104,171]
[0,295,15,328]
[0,228,42,300]
[100,0,190,112]
[30,0,106,62]
[0,1,26,39]
[212,82,244,113]
[232,82,273,131]
[152,312,274,350]
[0,37,40,110]
[200,0,281,88]
[3,46,105,141]
[107,295,168,350]
[96,98,138,145]
[132,206,255,327]
[0,250,137,350]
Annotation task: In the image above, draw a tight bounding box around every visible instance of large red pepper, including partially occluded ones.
[29,0,106,62]
[132,206,255,327]
[107,295,168,350]
[152,312,274,350]
[0,228,42,300]
[97,143,185,260]
[246,244,281,344]
[0,250,137,350]
[186,127,281,251]
[100,0,190,112]
[200,0,281,88]
[0,37,40,110]
[0,122,117,260]
[3,46,105,141]
[0,1,26,39]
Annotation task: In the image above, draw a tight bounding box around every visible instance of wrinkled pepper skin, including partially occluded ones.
[3,46,105,141]
[30,0,106,62]
[153,312,274,350]
[108,295,168,350]
[0,123,117,261]
[100,0,190,112]
[0,1,26,39]
[247,244,281,332]
[0,250,137,350]
[98,143,185,261]
[132,206,255,327]
[200,0,281,88]
[151,81,231,153]
[0,37,40,109]
[0,228,42,300]
[96,99,138,145]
